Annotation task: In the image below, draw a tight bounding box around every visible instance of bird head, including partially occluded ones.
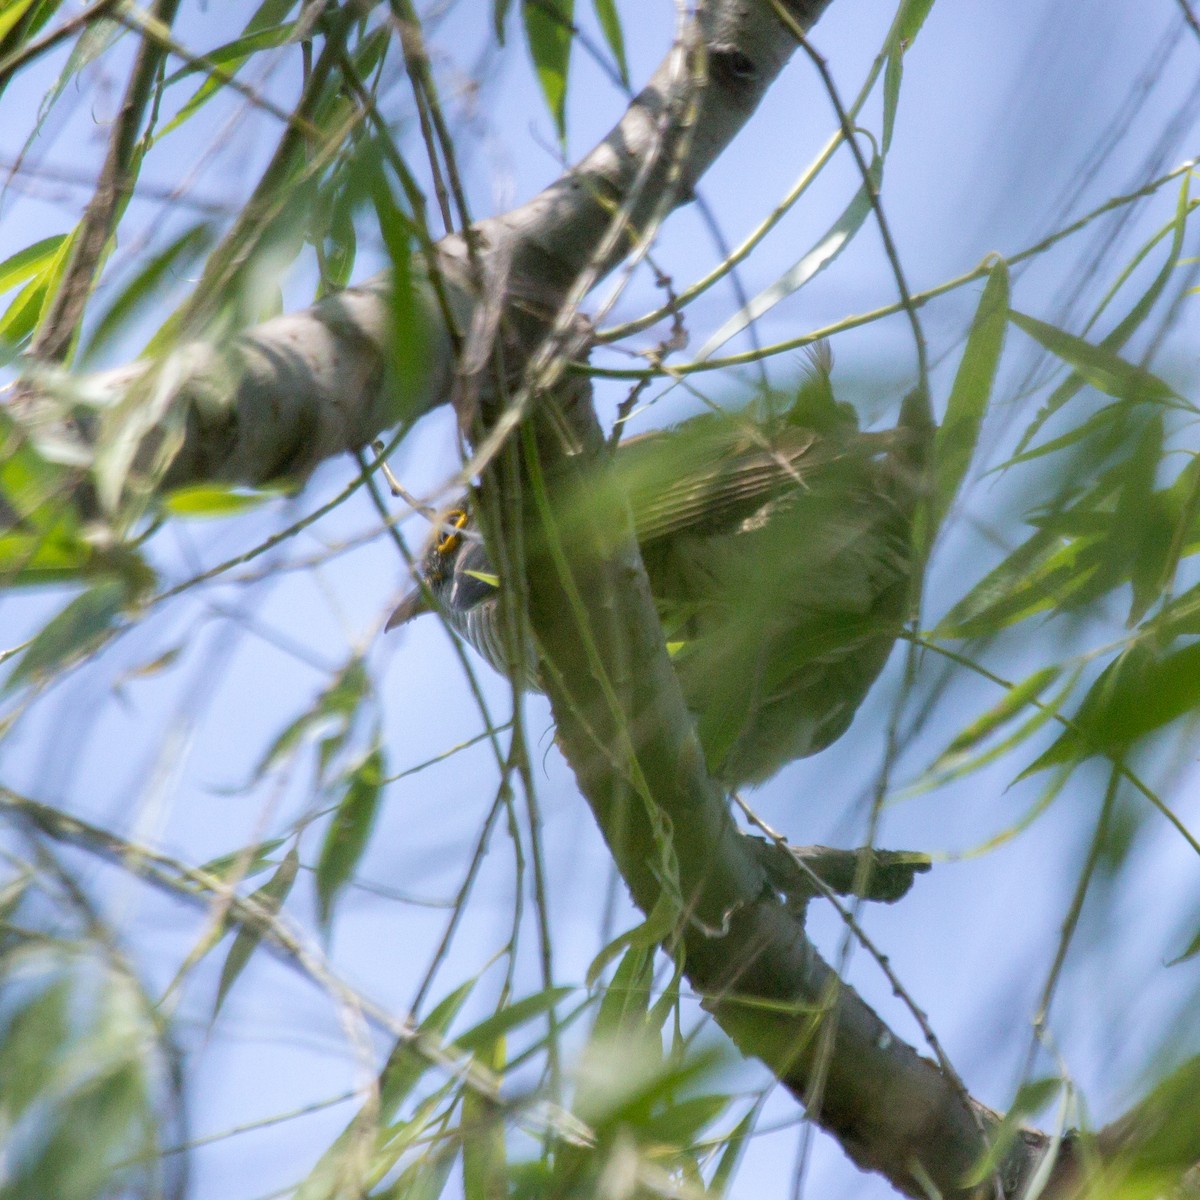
[386,502,477,630]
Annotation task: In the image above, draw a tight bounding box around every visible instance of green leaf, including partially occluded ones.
[1009,310,1179,406]
[921,259,1008,550]
[696,152,882,362]
[199,837,288,882]
[1022,641,1200,777]
[214,848,300,1015]
[372,174,432,423]
[157,20,299,140]
[591,944,652,1043]
[710,1105,760,1196]
[0,977,71,1120]
[591,0,628,86]
[523,0,574,139]
[251,656,369,783]
[881,0,936,152]
[937,665,1062,762]
[965,1077,1063,1187]
[1014,177,1194,457]
[84,223,213,360]
[454,986,574,1055]
[585,890,677,989]
[0,0,38,43]
[164,482,279,518]
[462,1038,506,1200]
[162,22,297,86]
[5,579,126,692]
[380,980,478,1114]
[316,746,385,929]
[937,526,1094,639]
[0,234,68,295]
[494,0,514,41]
[0,230,74,348]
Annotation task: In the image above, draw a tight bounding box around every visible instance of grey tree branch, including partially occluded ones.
[11,0,1200,1196]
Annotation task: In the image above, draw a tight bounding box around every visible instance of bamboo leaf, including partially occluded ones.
[1014,176,1194,456]
[0,0,39,45]
[0,234,68,295]
[455,986,574,1056]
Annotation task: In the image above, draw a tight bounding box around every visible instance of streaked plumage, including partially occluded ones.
[389,353,930,788]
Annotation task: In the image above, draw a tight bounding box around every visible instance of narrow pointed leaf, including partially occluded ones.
[696,155,881,361]
[213,848,300,1015]
[882,0,936,151]
[591,0,628,86]
[1010,310,1178,406]
[1021,641,1200,776]
[5,580,125,692]
[523,0,574,139]
[455,986,574,1055]
[316,746,385,929]
[922,259,1008,549]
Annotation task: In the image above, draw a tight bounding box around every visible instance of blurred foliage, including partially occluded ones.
[0,1,1197,1198]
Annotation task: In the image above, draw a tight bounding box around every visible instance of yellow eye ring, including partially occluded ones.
[436,509,469,556]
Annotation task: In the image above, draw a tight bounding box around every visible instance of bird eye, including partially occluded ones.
[436,508,469,555]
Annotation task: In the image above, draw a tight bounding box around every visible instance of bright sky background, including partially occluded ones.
[2,2,1199,1198]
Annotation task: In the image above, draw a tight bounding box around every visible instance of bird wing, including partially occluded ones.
[616,421,896,544]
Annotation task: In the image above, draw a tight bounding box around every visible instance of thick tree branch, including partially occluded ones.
[13,1,1200,1195]
[14,0,832,498]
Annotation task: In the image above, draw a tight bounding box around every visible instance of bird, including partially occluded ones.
[388,348,931,789]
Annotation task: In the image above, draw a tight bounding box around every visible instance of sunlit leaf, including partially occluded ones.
[164,482,278,518]
[0,0,39,45]
[0,234,68,295]
[936,664,1062,762]
[523,0,574,139]
[592,0,628,86]
[0,231,74,348]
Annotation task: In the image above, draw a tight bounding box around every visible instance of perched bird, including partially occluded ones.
[389,349,931,788]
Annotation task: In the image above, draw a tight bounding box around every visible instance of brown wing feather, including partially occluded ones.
[621,425,897,544]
